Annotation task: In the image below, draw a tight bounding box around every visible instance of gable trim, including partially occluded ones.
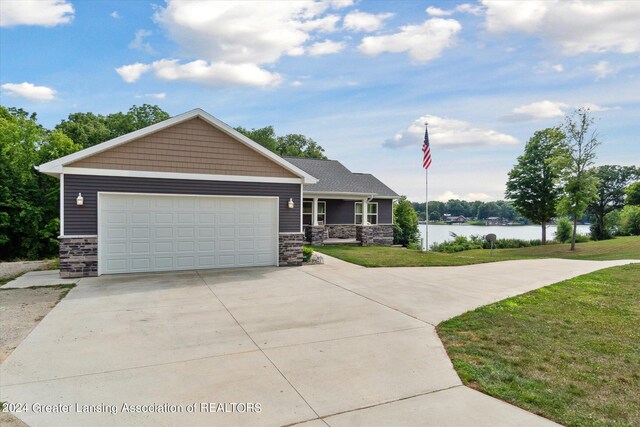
[37,109,318,184]
[62,167,303,184]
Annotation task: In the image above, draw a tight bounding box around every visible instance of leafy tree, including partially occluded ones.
[0,106,81,260]
[393,196,419,246]
[620,205,640,235]
[506,128,564,244]
[55,112,111,148]
[588,165,639,240]
[235,126,327,159]
[555,109,601,250]
[234,125,278,152]
[555,217,572,243]
[626,181,640,206]
[56,104,170,148]
[477,202,501,219]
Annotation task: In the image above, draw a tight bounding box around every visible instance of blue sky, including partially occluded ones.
[2,0,639,202]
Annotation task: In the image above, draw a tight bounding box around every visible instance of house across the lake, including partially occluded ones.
[36,108,398,278]
[443,214,467,224]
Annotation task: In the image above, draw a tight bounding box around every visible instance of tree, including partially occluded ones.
[56,104,170,148]
[477,202,501,219]
[0,106,81,260]
[276,134,327,159]
[235,126,327,159]
[505,128,564,244]
[393,196,419,246]
[555,109,601,250]
[620,205,640,235]
[626,181,640,206]
[587,165,639,240]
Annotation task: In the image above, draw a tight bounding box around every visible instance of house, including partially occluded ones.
[443,214,466,224]
[36,109,398,278]
[283,157,398,246]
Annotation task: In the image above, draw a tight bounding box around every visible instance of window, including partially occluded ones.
[303,201,326,225]
[355,202,377,225]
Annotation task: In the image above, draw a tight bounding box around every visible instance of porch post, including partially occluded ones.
[312,197,319,226]
[362,198,368,225]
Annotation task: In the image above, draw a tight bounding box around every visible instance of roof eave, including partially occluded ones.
[37,108,318,184]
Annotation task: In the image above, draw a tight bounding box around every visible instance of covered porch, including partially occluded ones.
[302,194,394,247]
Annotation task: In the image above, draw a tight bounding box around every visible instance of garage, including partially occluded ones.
[98,193,278,274]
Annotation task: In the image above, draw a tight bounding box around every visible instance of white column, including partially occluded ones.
[362,198,368,225]
[312,197,319,226]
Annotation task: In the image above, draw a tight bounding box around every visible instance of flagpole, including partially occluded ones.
[425,167,429,251]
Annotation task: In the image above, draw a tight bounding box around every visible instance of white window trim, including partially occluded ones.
[355,202,378,225]
[303,200,326,225]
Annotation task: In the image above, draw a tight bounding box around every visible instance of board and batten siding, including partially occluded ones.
[64,174,301,235]
[68,117,297,178]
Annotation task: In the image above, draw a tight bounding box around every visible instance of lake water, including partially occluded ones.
[419,224,591,246]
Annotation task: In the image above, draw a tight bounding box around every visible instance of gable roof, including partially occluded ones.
[282,157,398,198]
[37,109,317,184]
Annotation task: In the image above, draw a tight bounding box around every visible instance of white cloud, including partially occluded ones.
[579,103,621,112]
[0,0,74,27]
[115,63,151,83]
[436,191,460,202]
[110,11,121,19]
[482,0,640,54]
[129,29,154,54]
[359,18,461,62]
[151,59,282,87]
[426,4,483,17]
[329,0,353,8]
[290,80,303,87]
[592,60,614,80]
[384,114,518,149]
[1,82,56,101]
[308,39,345,56]
[552,64,564,72]
[343,11,393,32]
[147,0,349,87]
[153,1,341,64]
[465,192,493,201]
[502,100,569,122]
[135,93,166,100]
[425,7,452,17]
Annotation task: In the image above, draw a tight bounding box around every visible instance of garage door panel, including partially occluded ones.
[99,194,278,275]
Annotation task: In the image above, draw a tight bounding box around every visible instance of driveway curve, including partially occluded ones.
[1,256,631,426]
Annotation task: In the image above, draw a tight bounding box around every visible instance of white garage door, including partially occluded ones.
[98,193,278,275]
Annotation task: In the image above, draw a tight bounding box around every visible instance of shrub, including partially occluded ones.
[431,236,483,253]
[555,217,573,243]
[393,196,419,246]
[620,205,640,235]
[302,246,313,262]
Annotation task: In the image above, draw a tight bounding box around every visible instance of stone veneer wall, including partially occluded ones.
[279,233,304,266]
[356,225,394,247]
[304,226,325,245]
[325,224,356,239]
[59,236,98,278]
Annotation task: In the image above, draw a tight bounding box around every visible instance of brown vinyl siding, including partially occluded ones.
[68,117,297,178]
[64,174,301,234]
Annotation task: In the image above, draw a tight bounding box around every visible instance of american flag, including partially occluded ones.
[422,125,432,169]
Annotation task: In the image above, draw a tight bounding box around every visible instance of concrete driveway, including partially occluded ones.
[1,256,631,426]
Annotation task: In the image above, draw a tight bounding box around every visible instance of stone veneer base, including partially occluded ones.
[60,232,306,277]
[59,236,98,278]
[279,233,304,266]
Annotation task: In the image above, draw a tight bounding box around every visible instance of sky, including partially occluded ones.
[1,0,639,202]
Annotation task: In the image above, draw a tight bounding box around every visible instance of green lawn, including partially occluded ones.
[437,264,640,427]
[313,236,640,267]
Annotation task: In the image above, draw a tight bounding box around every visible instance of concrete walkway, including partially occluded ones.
[0,257,632,426]
[2,270,76,288]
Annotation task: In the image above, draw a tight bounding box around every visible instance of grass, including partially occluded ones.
[437,264,640,426]
[313,236,640,267]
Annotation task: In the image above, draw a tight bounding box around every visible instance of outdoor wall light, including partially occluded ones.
[288,198,294,209]
[76,193,84,206]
